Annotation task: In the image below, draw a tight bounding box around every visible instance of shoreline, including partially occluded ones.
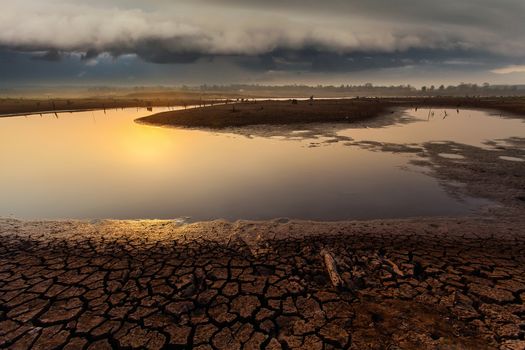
[2,96,525,125]
[0,97,217,118]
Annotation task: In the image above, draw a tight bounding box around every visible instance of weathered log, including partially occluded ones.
[320,249,344,288]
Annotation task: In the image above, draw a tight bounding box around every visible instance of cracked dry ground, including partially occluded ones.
[1,219,524,350]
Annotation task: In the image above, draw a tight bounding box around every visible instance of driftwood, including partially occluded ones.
[320,249,344,288]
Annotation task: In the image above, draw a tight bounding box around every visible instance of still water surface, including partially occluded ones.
[0,107,523,221]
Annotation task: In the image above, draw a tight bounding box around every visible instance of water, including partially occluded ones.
[0,107,523,221]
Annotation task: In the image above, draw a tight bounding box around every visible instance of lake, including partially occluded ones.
[1,106,523,221]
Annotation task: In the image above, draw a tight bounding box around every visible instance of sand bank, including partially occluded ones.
[138,97,525,129]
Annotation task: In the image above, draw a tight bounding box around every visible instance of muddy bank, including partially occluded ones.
[138,97,525,129]
[0,97,213,118]
[419,138,525,211]
[339,136,525,213]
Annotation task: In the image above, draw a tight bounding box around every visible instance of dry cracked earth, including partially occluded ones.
[1,217,525,350]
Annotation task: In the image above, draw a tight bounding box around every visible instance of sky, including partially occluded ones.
[1,0,525,87]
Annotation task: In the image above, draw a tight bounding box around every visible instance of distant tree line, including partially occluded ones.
[180,83,525,97]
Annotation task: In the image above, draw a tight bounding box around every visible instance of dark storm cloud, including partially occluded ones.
[81,49,99,61]
[1,0,524,78]
[132,39,204,64]
[31,49,62,62]
[235,47,512,74]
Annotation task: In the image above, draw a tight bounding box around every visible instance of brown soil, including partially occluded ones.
[138,97,525,129]
[1,216,524,349]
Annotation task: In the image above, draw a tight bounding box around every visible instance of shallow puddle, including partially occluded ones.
[437,153,465,160]
[0,107,523,220]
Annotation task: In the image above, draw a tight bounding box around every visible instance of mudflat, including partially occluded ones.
[0,97,206,117]
[138,97,525,128]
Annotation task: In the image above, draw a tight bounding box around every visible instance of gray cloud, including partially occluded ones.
[2,0,525,61]
[1,0,525,86]
[31,49,62,62]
